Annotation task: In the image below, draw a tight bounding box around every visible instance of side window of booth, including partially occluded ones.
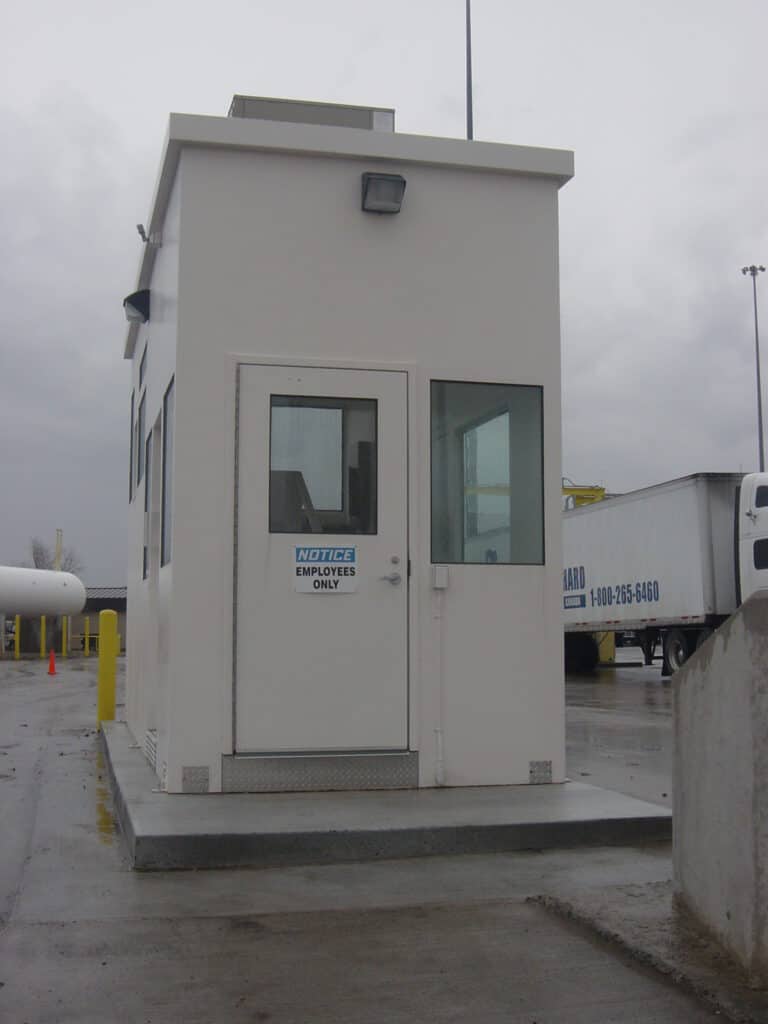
[136,393,146,484]
[431,380,544,564]
[143,432,152,579]
[129,390,135,502]
[161,378,175,566]
[269,395,377,535]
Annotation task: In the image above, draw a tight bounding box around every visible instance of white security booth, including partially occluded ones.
[123,96,573,793]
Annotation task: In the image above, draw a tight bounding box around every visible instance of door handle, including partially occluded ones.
[379,572,402,585]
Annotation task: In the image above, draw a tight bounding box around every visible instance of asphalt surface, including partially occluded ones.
[566,654,673,809]
[0,654,721,1024]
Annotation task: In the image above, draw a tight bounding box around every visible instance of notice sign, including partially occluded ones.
[294,546,358,593]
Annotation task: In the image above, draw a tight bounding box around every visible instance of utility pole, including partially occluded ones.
[466,0,474,140]
[742,265,766,472]
[54,528,63,571]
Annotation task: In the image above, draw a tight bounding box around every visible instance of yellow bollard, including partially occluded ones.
[14,615,21,661]
[61,615,68,659]
[84,616,90,658]
[598,631,615,665]
[97,610,118,725]
[40,615,46,659]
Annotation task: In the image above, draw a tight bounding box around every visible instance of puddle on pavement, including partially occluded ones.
[94,750,116,845]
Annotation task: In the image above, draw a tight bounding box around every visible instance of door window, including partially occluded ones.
[754,539,768,570]
[269,396,377,534]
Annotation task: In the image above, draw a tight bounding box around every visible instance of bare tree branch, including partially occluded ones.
[28,537,84,576]
[59,549,84,575]
[30,538,52,569]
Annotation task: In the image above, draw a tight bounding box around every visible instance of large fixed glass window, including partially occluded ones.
[269,395,377,534]
[431,380,544,564]
[136,392,146,485]
[129,390,135,503]
[161,378,175,566]
[142,432,152,579]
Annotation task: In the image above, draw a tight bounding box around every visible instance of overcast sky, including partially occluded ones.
[1,0,767,583]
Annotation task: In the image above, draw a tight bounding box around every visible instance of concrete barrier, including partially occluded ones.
[674,590,768,985]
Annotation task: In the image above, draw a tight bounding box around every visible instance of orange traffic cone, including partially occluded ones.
[48,649,56,676]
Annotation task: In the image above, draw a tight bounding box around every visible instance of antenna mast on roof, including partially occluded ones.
[466,0,474,140]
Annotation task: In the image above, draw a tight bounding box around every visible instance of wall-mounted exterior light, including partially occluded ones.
[361,172,406,214]
[123,289,150,324]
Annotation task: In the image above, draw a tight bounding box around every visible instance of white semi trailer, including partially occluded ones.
[563,472,768,674]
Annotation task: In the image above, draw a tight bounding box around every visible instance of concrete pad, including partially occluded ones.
[533,882,768,1024]
[102,721,672,871]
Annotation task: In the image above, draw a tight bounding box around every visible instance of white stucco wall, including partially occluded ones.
[674,590,768,984]
[125,169,181,782]
[126,114,570,792]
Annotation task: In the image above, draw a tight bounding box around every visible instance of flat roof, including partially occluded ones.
[124,113,574,358]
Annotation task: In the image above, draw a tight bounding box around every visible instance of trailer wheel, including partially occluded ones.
[663,629,691,673]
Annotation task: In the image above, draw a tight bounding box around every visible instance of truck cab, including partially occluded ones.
[738,474,768,603]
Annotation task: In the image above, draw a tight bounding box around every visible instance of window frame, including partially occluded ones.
[161,377,175,567]
[139,342,148,389]
[129,390,135,503]
[142,431,152,580]
[136,392,146,485]
[429,378,545,566]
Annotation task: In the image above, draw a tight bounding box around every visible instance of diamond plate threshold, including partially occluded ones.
[101,722,672,871]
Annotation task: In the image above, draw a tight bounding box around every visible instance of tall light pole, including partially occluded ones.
[742,264,766,472]
[466,0,474,140]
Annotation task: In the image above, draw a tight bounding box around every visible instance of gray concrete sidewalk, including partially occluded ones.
[0,659,726,1023]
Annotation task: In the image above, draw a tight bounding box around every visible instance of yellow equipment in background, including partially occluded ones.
[563,478,614,664]
[562,479,606,508]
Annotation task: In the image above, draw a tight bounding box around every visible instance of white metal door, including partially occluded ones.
[235,365,408,752]
[738,472,768,602]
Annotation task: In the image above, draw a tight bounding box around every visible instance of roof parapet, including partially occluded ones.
[228,94,395,133]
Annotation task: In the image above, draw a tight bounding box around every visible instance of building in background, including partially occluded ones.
[71,587,127,652]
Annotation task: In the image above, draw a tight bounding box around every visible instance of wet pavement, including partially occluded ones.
[0,655,725,1023]
[566,654,673,808]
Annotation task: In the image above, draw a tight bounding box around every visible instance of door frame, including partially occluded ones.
[231,358,414,756]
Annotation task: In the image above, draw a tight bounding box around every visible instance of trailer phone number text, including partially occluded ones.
[590,580,661,608]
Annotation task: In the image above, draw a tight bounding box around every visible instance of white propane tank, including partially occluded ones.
[0,566,87,616]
